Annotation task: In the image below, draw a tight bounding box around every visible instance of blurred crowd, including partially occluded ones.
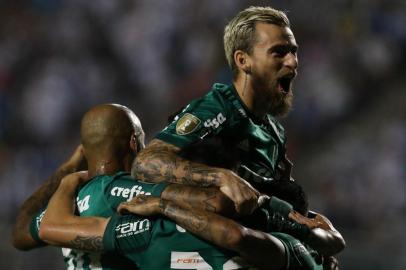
[0,0,405,269]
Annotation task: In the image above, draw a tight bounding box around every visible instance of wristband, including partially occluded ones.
[29,210,47,245]
[267,212,311,241]
[268,196,293,218]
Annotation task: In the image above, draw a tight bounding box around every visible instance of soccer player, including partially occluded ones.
[12,103,303,269]
[12,103,146,269]
[132,6,300,215]
[39,172,344,270]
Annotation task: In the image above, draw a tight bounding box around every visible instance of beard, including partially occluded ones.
[251,72,294,117]
[269,89,293,117]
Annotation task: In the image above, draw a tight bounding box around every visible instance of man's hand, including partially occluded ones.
[218,170,259,215]
[288,210,322,229]
[117,195,161,216]
[59,171,89,190]
[296,211,345,256]
[65,145,87,171]
[313,213,334,231]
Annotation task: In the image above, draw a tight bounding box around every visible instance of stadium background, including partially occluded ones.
[0,0,404,269]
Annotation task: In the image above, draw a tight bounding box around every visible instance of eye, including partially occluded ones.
[272,46,298,58]
[272,48,288,57]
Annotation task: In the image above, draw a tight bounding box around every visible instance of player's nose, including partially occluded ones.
[284,52,298,70]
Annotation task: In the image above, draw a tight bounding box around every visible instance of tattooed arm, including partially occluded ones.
[39,182,236,252]
[120,183,344,257]
[39,172,107,252]
[132,139,259,215]
[11,145,86,250]
[118,196,287,270]
[161,184,237,217]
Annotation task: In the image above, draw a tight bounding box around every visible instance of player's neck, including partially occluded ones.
[233,75,268,119]
[87,157,127,178]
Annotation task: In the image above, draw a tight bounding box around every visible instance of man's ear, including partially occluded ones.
[129,133,138,154]
[234,50,252,74]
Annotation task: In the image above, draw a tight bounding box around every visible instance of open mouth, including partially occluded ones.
[277,73,295,94]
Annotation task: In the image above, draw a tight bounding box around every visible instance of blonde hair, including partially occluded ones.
[223,6,290,76]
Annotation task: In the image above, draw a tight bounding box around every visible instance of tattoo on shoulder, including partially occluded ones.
[68,236,104,252]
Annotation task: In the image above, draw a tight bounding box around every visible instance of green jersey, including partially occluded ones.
[103,214,322,270]
[156,83,288,188]
[29,172,167,270]
[73,172,167,270]
[103,214,253,270]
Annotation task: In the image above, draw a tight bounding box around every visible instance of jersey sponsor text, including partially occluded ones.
[115,219,150,238]
[110,185,151,201]
[203,113,226,129]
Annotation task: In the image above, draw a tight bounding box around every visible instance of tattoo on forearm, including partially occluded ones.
[68,235,104,252]
[132,140,221,187]
[161,200,208,233]
[201,189,218,212]
[163,185,222,213]
[160,200,236,249]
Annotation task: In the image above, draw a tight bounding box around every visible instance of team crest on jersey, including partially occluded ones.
[176,113,201,135]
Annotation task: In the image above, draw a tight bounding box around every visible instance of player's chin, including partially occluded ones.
[271,94,293,117]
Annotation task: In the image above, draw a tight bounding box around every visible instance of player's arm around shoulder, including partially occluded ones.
[132,138,259,215]
[39,171,108,252]
[11,145,86,251]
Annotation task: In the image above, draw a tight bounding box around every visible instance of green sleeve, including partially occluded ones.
[268,196,293,217]
[264,197,311,241]
[271,232,322,270]
[104,177,169,210]
[156,89,230,148]
[103,213,152,254]
[239,196,293,232]
[29,209,47,245]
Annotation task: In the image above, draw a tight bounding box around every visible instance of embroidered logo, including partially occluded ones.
[176,113,201,135]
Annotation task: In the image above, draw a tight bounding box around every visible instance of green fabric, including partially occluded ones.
[104,214,253,270]
[104,212,321,270]
[269,196,294,218]
[242,196,310,241]
[272,232,323,270]
[28,209,47,246]
[156,83,287,185]
[266,212,311,242]
[76,172,167,216]
[73,172,168,269]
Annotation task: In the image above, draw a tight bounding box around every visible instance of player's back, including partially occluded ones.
[70,172,158,270]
